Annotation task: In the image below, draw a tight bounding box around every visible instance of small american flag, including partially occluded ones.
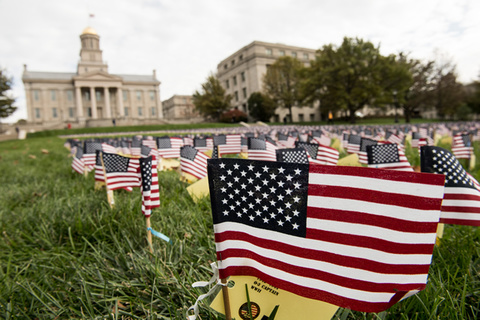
[452,133,473,159]
[72,146,85,175]
[180,146,210,179]
[296,141,339,166]
[421,146,480,226]
[139,156,160,216]
[207,158,445,313]
[102,152,140,191]
[157,136,183,158]
[346,134,361,154]
[358,138,378,165]
[367,143,413,171]
[276,148,309,164]
[247,137,278,162]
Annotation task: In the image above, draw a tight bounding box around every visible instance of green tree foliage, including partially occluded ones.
[465,81,480,114]
[432,61,464,119]
[263,56,304,123]
[0,68,17,119]
[247,92,276,122]
[192,74,232,120]
[311,37,403,123]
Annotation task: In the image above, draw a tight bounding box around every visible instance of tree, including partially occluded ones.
[192,74,232,120]
[247,92,276,122]
[0,68,17,119]
[263,56,304,122]
[310,37,390,123]
[431,60,464,119]
[465,81,480,115]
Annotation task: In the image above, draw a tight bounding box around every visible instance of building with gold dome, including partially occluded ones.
[22,27,163,128]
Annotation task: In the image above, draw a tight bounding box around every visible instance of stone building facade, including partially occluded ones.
[162,95,202,123]
[22,27,163,128]
[216,41,319,123]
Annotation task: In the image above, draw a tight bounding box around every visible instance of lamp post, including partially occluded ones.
[393,90,399,123]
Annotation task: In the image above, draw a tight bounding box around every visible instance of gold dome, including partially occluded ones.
[81,26,98,35]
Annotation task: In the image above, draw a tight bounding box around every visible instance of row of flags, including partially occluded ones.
[65,121,480,316]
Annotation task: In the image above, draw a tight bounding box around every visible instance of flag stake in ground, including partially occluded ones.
[146,216,153,253]
[99,152,115,208]
[221,277,232,320]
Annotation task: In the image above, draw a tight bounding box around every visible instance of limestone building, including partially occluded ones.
[216,41,318,123]
[22,27,163,128]
[162,95,202,123]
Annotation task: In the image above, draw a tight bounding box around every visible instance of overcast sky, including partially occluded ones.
[1,0,479,123]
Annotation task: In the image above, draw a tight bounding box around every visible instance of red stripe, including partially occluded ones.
[215,231,432,272]
[439,218,480,226]
[307,207,438,233]
[308,164,445,186]
[443,193,480,201]
[441,206,480,214]
[218,266,421,313]
[218,249,428,292]
[307,184,443,211]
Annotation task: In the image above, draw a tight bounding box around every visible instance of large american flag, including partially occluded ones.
[247,137,278,162]
[139,156,160,216]
[180,146,210,179]
[452,133,473,159]
[207,158,445,313]
[421,146,480,226]
[102,152,141,191]
[367,143,413,171]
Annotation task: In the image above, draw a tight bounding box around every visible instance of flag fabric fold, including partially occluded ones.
[207,158,445,313]
[180,145,210,179]
[367,143,413,171]
[102,152,141,191]
[139,156,160,216]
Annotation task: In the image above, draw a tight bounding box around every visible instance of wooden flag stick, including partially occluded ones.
[145,216,153,253]
[221,278,232,320]
[99,152,115,208]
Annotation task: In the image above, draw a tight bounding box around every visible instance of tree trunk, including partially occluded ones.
[288,105,293,123]
[349,108,356,124]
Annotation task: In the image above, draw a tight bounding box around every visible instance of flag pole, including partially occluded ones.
[99,152,115,208]
[221,277,232,320]
[145,216,153,253]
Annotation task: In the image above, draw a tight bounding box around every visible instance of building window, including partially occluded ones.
[85,91,90,101]
[279,50,285,56]
[67,90,73,101]
[124,107,129,116]
[35,108,41,119]
[231,59,235,66]
[242,87,247,98]
[33,90,40,101]
[151,107,156,116]
[239,54,243,60]
[96,91,102,102]
[303,53,309,60]
[87,107,92,117]
[241,72,245,82]
[51,90,56,101]
[234,91,239,102]
[226,80,230,89]
[310,113,315,121]
[242,104,247,113]
[52,108,58,118]
[69,107,74,118]
[123,91,128,101]
[298,113,304,122]
[138,107,143,116]
[224,64,228,70]
[266,48,272,55]
[149,90,155,101]
[233,76,237,86]
[292,51,297,58]
[136,91,142,101]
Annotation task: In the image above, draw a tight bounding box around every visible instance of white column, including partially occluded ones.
[90,87,97,119]
[116,88,124,117]
[75,87,83,118]
[104,87,111,118]
[155,87,163,119]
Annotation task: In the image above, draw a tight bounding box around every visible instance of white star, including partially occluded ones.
[270,199,276,206]
[247,178,254,184]
[292,223,299,230]
[228,194,234,199]
[278,181,285,187]
[270,186,277,193]
[285,215,292,222]
[223,210,229,216]
[285,189,293,195]
[241,196,247,202]
[221,187,227,193]
[262,179,269,186]
[240,170,247,177]
[293,182,301,189]
[220,175,226,181]
[285,175,293,181]
[263,205,269,211]
[222,199,228,204]
[227,182,233,188]
[293,196,300,203]
[249,215,255,221]
[255,198,262,204]
[220,163,226,168]
[237,212,242,217]
[294,168,302,175]
[285,202,291,208]
[247,190,254,196]
[292,210,299,216]
[234,176,240,182]
[277,207,284,214]
[255,185,262,191]
[233,163,240,170]
[278,167,285,174]
[256,210,262,216]
[255,172,262,178]
[227,169,233,175]
[278,194,284,201]
[241,183,247,189]
[262,166,269,172]
[263,217,269,223]
[234,189,240,194]
[277,220,284,226]
[270,173,277,180]
[270,212,277,218]
[247,164,254,171]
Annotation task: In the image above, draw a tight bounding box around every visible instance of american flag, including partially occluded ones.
[277,133,297,149]
[180,146,210,179]
[247,137,278,162]
[131,136,142,156]
[367,143,413,171]
[83,141,102,171]
[358,138,378,165]
[276,148,309,164]
[207,159,445,313]
[94,150,105,183]
[311,134,331,147]
[157,136,183,158]
[194,137,213,153]
[347,134,362,154]
[411,132,421,149]
[214,134,242,155]
[342,132,350,150]
[452,133,473,159]
[385,131,403,146]
[296,141,339,166]
[71,146,85,175]
[421,146,480,226]
[102,152,140,191]
[139,156,160,216]
[101,142,118,154]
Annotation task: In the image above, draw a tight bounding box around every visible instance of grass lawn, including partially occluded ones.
[1,125,479,319]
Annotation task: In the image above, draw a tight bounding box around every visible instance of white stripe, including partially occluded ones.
[307,218,437,244]
[442,199,480,208]
[219,257,416,304]
[308,173,445,199]
[214,222,434,265]
[440,212,480,221]
[444,187,480,196]
[308,195,440,222]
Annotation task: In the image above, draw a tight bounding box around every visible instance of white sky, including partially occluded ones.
[1,0,479,123]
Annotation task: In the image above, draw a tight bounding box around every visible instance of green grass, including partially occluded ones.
[1,129,479,319]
